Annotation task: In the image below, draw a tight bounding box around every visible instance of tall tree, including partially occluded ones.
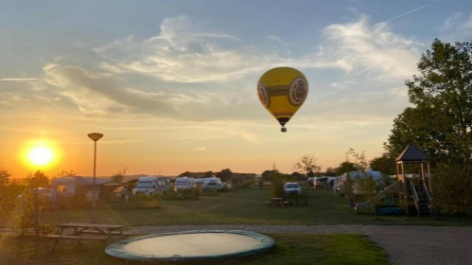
[216,169,232,182]
[386,39,472,165]
[370,154,396,175]
[203,171,214,178]
[178,171,191,177]
[324,167,337,176]
[261,170,274,181]
[0,168,11,185]
[55,170,77,178]
[345,148,368,172]
[26,171,49,188]
[110,166,127,182]
[335,162,357,175]
[293,154,322,177]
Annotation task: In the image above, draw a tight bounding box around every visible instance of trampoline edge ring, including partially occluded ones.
[105,230,275,262]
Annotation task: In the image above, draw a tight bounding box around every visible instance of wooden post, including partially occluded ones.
[427,162,432,194]
[421,163,425,183]
[401,162,408,216]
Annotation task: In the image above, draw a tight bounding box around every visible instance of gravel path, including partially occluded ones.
[132,224,472,265]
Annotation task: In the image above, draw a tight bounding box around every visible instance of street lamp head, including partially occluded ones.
[88,132,104,142]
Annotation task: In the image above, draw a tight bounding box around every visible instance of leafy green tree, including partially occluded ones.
[26,171,49,188]
[110,167,127,182]
[385,39,472,213]
[270,171,288,199]
[370,154,396,175]
[0,179,24,219]
[0,168,11,185]
[55,170,76,178]
[357,176,383,216]
[262,170,274,181]
[386,39,472,165]
[335,162,357,175]
[325,167,337,176]
[216,169,232,182]
[290,171,304,180]
[293,154,322,177]
[178,171,191,177]
[203,171,214,178]
[346,148,368,172]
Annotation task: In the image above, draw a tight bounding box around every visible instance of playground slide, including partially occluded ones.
[355,181,400,213]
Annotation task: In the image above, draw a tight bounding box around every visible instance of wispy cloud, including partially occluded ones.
[440,12,472,41]
[323,15,421,79]
[2,15,421,130]
[266,35,288,46]
[0,78,38,82]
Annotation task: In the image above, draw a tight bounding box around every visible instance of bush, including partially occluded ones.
[163,188,200,200]
[12,192,46,235]
[434,163,472,215]
[134,193,162,208]
[0,181,25,220]
[242,180,255,189]
[357,175,384,215]
[270,172,287,199]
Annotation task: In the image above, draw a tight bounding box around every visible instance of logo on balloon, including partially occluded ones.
[289,77,308,106]
[257,82,270,108]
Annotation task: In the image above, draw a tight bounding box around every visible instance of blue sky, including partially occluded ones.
[1,0,472,177]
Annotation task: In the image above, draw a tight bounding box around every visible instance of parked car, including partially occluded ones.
[202,182,229,192]
[284,182,302,195]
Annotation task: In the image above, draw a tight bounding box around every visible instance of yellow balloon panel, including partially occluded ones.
[257,67,309,130]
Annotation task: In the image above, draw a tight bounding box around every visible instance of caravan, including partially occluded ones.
[174,177,196,191]
[134,177,160,196]
[202,177,228,192]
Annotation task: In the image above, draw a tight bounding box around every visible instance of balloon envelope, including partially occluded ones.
[257,67,309,132]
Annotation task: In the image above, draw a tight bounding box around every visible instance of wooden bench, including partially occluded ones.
[42,234,109,253]
[77,229,133,236]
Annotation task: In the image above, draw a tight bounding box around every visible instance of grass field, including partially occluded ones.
[0,233,392,265]
[33,186,472,227]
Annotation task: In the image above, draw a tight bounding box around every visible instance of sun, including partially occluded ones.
[27,146,55,166]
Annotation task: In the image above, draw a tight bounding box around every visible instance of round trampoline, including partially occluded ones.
[105,230,275,262]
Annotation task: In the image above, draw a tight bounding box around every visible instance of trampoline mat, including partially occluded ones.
[124,233,261,256]
[105,230,275,262]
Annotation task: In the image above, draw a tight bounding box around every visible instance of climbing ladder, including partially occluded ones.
[410,180,433,216]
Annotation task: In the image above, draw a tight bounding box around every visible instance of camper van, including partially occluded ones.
[134,177,159,196]
[174,177,196,191]
[203,176,222,185]
[202,177,227,191]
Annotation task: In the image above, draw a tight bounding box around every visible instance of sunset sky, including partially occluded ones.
[1,0,471,178]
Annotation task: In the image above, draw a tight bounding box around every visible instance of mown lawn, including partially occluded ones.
[0,233,392,265]
[31,187,472,227]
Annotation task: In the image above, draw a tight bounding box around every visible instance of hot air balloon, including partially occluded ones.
[257,67,309,132]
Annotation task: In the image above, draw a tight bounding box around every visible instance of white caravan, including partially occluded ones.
[174,177,196,191]
[133,177,159,196]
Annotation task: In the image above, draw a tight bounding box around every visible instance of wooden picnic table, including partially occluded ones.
[270,198,285,207]
[44,223,127,253]
[58,222,125,238]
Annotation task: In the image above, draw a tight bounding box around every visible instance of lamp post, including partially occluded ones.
[88,132,103,223]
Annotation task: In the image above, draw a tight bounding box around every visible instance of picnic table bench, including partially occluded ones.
[43,223,127,253]
[266,198,285,207]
